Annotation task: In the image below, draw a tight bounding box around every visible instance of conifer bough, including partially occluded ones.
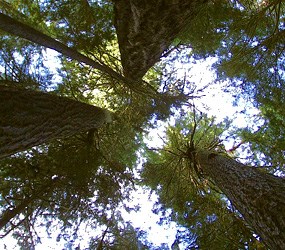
[0,85,112,158]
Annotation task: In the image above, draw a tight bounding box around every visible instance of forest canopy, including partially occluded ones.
[0,0,285,249]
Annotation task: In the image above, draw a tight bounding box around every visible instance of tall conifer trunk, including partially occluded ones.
[0,85,111,158]
[197,151,285,250]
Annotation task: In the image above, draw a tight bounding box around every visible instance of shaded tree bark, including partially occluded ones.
[197,151,285,250]
[0,85,111,158]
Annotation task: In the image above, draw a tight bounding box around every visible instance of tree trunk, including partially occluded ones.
[0,85,111,158]
[197,151,285,250]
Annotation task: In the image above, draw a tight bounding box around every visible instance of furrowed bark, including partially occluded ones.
[0,86,112,158]
[197,151,285,250]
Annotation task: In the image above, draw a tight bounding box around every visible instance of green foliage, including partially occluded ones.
[88,221,161,250]
[176,0,285,111]
[141,111,263,248]
[2,0,115,52]
[0,0,284,248]
[0,35,54,90]
[0,127,138,247]
[176,1,243,59]
[0,3,189,246]
[41,0,115,50]
[174,0,285,177]
[0,0,119,93]
[237,103,285,172]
